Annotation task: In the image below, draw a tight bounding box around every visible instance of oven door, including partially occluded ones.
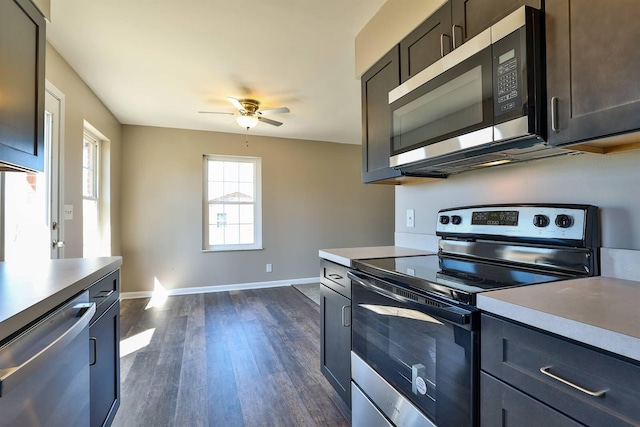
[349,270,479,427]
[389,32,494,169]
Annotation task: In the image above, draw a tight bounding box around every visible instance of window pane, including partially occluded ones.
[239,204,254,223]
[238,162,253,182]
[224,225,240,244]
[83,168,93,197]
[208,161,224,181]
[210,227,225,245]
[239,225,254,244]
[239,183,254,201]
[223,182,239,201]
[209,204,223,225]
[208,181,224,201]
[223,161,239,182]
[225,204,240,224]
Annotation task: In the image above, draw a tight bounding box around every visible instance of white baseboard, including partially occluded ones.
[120,277,319,300]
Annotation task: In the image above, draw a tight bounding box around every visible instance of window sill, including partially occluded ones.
[202,247,264,253]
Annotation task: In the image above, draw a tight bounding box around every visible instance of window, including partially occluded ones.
[83,131,100,257]
[204,155,262,251]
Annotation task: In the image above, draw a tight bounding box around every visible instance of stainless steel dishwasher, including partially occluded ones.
[0,291,96,427]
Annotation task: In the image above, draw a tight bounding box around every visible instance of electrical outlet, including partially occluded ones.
[266,263,272,273]
[406,209,415,228]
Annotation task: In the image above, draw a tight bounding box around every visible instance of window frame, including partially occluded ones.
[203,154,263,252]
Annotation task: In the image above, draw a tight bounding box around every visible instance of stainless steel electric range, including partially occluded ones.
[348,204,600,427]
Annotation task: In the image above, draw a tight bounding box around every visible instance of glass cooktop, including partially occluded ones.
[352,255,569,306]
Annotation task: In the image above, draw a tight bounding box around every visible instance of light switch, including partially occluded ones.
[406,209,415,228]
[64,204,73,220]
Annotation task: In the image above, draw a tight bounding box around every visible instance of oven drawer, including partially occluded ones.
[320,259,350,298]
[481,314,640,427]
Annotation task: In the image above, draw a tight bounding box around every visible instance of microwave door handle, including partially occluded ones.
[348,271,471,326]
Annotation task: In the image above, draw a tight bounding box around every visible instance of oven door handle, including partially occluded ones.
[348,271,472,327]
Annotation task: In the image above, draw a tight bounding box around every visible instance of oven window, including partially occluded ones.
[352,282,475,426]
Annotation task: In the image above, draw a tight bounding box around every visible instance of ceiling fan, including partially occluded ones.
[199,97,290,129]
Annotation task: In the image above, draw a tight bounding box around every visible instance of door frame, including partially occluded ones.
[46,82,66,259]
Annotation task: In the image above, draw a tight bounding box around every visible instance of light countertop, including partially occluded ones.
[319,246,434,267]
[477,276,640,362]
[0,257,122,344]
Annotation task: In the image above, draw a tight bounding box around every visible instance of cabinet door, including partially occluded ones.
[90,301,121,427]
[400,2,452,83]
[546,0,640,146]
[451,0,541,46]
[320,284,351,407]
[481,372,583,427]
[0,0,45,172]
[361,46,402,184]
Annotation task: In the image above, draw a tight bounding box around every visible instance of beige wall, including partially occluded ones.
[45,43,122,258]
[120,126,395,293]
[396,150,640,249]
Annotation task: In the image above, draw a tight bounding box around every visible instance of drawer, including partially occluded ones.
[481,372,583,427]
[320,259,350,299]
[481,314,640,427]
[88,270,120,321]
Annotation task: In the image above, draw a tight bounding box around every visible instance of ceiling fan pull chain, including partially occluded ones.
[245,128,249,147]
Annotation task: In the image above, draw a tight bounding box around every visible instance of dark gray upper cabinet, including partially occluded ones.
[0,0,46,172]
[546,0,640,147]
[399,0,539,83]
[400,4,452,83]
[361,46,402,184]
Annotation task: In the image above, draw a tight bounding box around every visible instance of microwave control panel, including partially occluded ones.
[493,28,525,118]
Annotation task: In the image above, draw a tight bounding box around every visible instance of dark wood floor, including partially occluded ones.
[112,286,350,427]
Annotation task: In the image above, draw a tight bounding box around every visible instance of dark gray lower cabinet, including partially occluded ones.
[481,314,640,427]
[320,284,351,407]
[481,372,583,426]
[89,270,121,427]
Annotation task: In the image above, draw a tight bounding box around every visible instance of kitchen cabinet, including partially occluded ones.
[481,314,640,427]
[361,47,403,184]
[88,270,121,427]
[399,0,540,83]
[0,0,46,172]
[320,259,351,406]
[545,0,640,153]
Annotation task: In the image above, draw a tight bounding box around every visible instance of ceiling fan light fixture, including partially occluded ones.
[236,114,259,129]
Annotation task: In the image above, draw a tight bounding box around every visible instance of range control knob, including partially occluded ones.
[555,214,573,228]
[451,215,462,225]
[533,214,550,228]
[439,215,450,225]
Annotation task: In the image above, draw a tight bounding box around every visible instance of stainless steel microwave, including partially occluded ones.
[388,6,551,175]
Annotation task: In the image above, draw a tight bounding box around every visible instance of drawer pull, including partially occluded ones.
[95,290,115,298]
[328,273,343,280]
[540,366,606,397]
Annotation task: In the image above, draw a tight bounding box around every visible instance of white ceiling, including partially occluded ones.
[46,0,386,145]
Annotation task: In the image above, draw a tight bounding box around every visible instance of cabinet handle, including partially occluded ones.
[539,366,606,397]
[452,25,463,49]
[551,96,560,132]
[94,289,115,298]
[440,34,451,58]
[327,273,343,280]
[90,337,98,366]
[341,305,351,327]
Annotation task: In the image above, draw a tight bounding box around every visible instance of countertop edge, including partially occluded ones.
[477,294,640,362]
[0,257,122,344]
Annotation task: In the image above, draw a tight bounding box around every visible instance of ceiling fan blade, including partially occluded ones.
[227,97,246,113]
[198,111,235,115]
[258,116,283,127]
[259,106,290,115]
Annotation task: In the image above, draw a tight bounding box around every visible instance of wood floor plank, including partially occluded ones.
[113,285,350,427]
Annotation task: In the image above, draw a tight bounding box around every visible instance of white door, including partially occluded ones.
[2,86,64,262]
